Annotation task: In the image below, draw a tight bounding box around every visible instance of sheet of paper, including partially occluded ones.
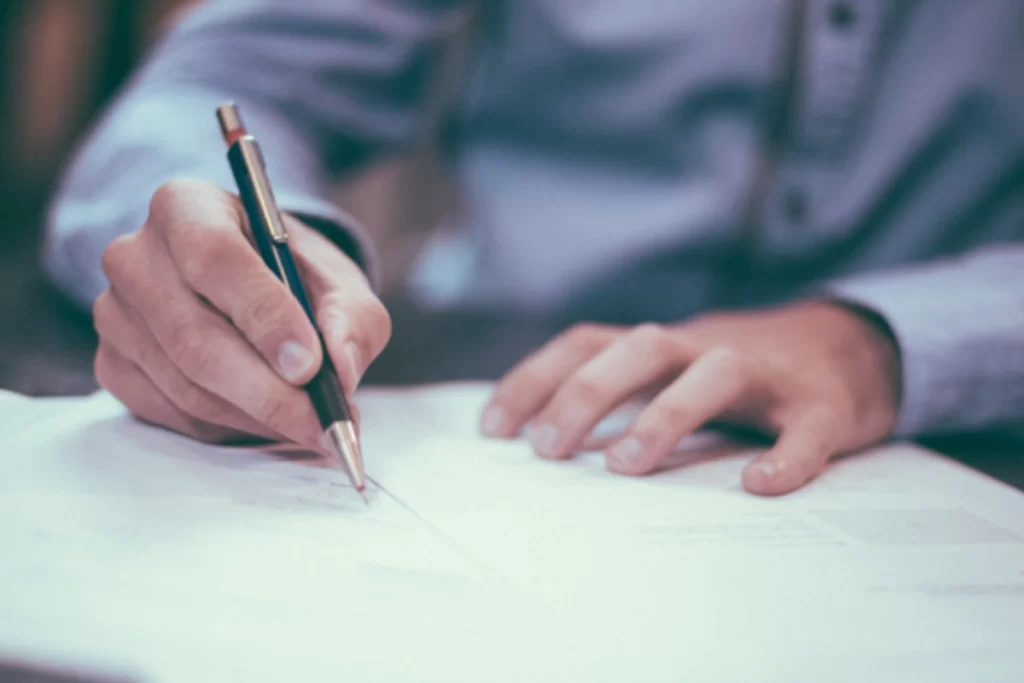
[0,391,545,683]
[1,383,1023,682]
[360,385,1024,682]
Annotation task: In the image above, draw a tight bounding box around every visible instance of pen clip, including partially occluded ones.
[218,102,288,243]
[237,139,289,243]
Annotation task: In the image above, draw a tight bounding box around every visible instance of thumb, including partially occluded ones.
[741,412,840,496]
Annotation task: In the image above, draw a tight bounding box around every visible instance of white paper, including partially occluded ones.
[1,384,1023,682]
[0,390,542,682]
[363,385,1024,682]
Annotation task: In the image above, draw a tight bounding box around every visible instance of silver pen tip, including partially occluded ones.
[325,421,366,494]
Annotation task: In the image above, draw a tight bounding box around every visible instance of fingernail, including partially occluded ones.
[481,404,506,437]
[608,436,644,467]
[529,423,560,457]
[277,341,316,383]
[747,461,778,481]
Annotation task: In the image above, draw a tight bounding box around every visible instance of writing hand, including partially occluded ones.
[94,179,390,447]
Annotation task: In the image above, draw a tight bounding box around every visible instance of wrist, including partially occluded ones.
[817,299,903,435]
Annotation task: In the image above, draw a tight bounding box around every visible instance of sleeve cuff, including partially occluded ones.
[823,262,1024,437]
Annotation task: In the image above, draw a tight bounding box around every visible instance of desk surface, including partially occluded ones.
[2,222,1021,492]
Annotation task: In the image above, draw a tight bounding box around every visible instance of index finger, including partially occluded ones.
[741,412,840,495]
[482,324,619,439]
[152,179,323,386]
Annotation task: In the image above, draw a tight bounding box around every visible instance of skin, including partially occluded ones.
[481,305,901,496]
[95,179,900,494]
[94,179,390,449]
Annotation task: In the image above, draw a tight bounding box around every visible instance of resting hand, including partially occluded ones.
[480,302,900,495]
[94,179,390,447]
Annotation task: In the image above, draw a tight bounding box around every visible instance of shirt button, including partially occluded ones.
[782,187,809,225]
[828,1,857,31]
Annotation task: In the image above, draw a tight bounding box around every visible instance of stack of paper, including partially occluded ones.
[1,384,1022,682]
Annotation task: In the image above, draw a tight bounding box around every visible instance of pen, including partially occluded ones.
[216,102,367,503]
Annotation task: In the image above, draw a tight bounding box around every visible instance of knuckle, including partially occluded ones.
[563,374,606,411]
[562,323,605,349]
[149,178,201,223]
[707,344,751,385]
[100,234,138,282]
[626,323,674,358]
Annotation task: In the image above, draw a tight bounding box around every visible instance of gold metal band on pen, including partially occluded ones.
[217,102,288,243]
[236,137,288,243]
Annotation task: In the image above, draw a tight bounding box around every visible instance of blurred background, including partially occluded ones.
[0,0,189,396]
[0,1,196,209]
[0,0,462,396]
[0,0,1020,492]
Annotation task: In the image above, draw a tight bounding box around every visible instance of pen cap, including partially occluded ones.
[217,103,247,147]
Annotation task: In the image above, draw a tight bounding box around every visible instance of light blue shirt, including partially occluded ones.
[45,0,1024,437]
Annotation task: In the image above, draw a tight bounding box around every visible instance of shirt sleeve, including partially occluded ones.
[44,0,472,310]
[824,242,1024,437]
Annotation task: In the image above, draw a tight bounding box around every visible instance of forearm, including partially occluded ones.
[45,0,472,309]
[45,89,369,308]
